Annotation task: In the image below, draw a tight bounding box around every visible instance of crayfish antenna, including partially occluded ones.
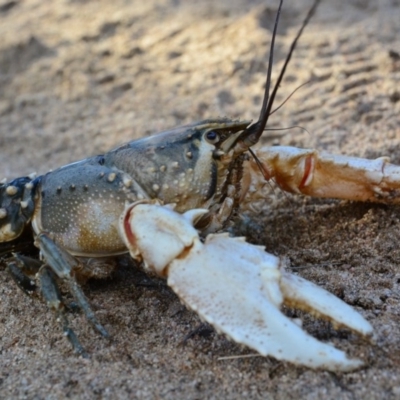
[241,0,321,148]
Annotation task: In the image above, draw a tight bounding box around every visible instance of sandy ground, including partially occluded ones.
[1,0,400,398]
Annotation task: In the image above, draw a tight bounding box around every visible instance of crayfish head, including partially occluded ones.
[193,118,251,157]
[0,176,37,242]
[104,118,252,216]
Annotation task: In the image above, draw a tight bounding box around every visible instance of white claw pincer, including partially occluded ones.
[119,202,373,371]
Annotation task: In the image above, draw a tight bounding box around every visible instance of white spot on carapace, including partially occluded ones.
[25,182,33,190]
[152,184,160,192]
[0,223,15,241]
[20,200,29,209]
[28,172,37,180]
[0,208,7,219]
[6,186,17,196]
[123,176,132,188]
[171,161,179,168]
[160,165,166,172]
[107,173,116,182]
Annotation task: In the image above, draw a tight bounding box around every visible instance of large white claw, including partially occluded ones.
[119,202,373,371]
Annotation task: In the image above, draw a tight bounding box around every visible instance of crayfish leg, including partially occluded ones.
[38,266,88,357]
[7,255,40,295]
[6,253,88,356]
[36,233,110,339]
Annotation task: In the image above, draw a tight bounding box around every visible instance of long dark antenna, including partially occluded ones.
[241,0,321,147]
[258,0,283,125]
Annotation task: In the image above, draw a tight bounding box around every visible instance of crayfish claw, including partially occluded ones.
[120,203,372,371]
[279,270,373,336]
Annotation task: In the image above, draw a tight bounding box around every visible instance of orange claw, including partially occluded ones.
[250,146,400,203]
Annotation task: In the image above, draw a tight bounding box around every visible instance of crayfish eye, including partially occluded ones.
[205,130,220,144]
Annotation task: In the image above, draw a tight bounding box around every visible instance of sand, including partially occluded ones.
[0,0,400,398]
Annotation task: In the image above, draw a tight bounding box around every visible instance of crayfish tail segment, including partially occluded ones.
[120,202,372,371]
[251,146,400,203]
